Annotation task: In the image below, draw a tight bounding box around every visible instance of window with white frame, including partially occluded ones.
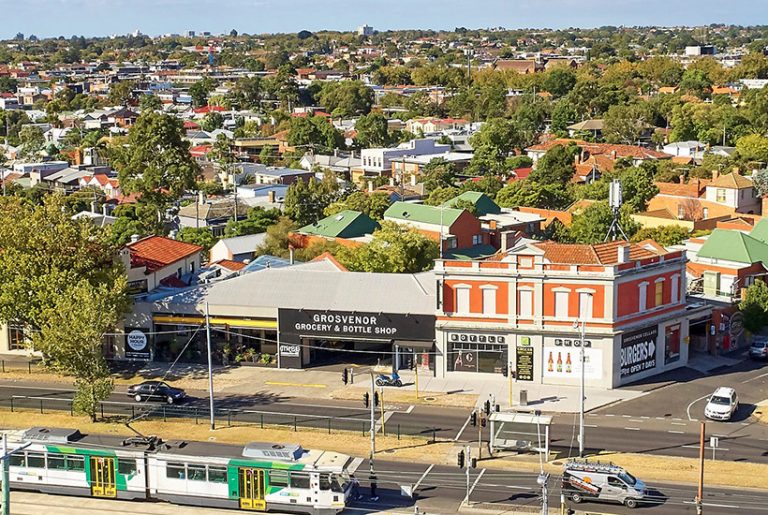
[456,287,470,314]
[554,290,569,318]
[472,234,482,246]
[638,282,648,311]
[519,289,533,317]
[578,292,593,319]
[481,287,497,315]
[671,275,680,303]
[655,279,664,306]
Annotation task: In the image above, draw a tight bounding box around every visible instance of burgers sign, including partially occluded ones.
[620,326,658,378]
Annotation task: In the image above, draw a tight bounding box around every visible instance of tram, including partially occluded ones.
[3,427,361,514]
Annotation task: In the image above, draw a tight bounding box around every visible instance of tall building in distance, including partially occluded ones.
[357,24,374,37]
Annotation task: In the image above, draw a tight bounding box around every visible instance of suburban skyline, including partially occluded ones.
[2,0,766,39]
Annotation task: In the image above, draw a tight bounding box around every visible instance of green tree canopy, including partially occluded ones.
[318,80,374,118]
[225,206,281,236]
[631,225,690,246]
[324,191,390,220]
[740,280,768,334]
[354,112,391,148]
[567,202,640,244]
[284,174,341,226]
[337,221,439,273]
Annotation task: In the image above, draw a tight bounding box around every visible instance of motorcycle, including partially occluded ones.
[375,373,402,387]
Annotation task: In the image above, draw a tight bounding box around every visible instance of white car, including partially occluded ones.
[704,387,739,421]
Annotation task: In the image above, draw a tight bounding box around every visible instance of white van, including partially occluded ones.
[562,460,647,508]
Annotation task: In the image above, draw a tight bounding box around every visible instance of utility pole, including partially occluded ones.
[696,421,705,514]
[578,317,586,457]
[368,370,378,501]
[205,302,215,430]
[464,445,471,505]
[2,434,30,515]
[538,472,550,515]
[477,410,482,459]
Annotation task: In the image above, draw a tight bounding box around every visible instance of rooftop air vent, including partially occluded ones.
[242,442,304,461]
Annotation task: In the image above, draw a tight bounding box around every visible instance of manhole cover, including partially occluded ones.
[423,396,437,402]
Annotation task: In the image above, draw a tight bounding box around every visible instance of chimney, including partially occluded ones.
[389,177,395,186]
[712,169,720,181]
[198,191,206,205]
[90,201,97,213]
[691,178,700,192]
[611,150,617,160]
[410,174,417,187]
[574,153,580,165]
[679,174,686,184]
[102,204,109,217]
[168,230,178,240]
[130,234,140,244]
[367,180,374,193]
[268,190,276,203]
[617,244,630,264]
[288,245,295,265]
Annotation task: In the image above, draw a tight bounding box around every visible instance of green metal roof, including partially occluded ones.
[383,202,465,226]
[750,218,768,244]
[443,191,501,216]
[444,244,498,260]
[298,210,379,239]
[697,229,768,265]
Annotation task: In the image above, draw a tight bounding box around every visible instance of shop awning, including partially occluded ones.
[393,340,435,350]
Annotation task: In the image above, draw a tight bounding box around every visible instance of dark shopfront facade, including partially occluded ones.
[278,308,437,373]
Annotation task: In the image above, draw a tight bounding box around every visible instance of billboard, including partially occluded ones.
[543,347,602,380]
[620,326,658,377]
[124,328,150,360]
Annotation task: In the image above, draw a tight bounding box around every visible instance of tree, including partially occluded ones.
[740,280,768,334]
[337,222,439,273]
[354,113,391,148]
[200,111,224,131]
[496,180,573,209]
[420,158,456,192]
[468,118,524,175]
[17,125,45,159]
[543,68,577,97]
[287,116,344,153]
[631,225,690,246]
[528,144,578,185]
[107,80,135,106]
[752,168,768,197]
[255,217,295,258]
[318,81,374,118]
[284,175,340,226]
[424,186,462,206]
[189,77,216,107]
[225,207,281,236]
[603,103,652,145]
[232,76,263,110]
[0,195,128,421]
[112,112,200,231]
[568,202,639,244]
[324,191,390,220]
[736,134,768,164]
[139,94,162,112]
[0,76,18,93]
[618,167,659,212]
[176,227,217,252]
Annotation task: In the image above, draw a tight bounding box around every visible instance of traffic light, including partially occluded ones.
[363,392,369,408]
[502,364,508,377]
[480,417,487,428]
[373,392,380,407]
[484,400,491,415]
[470,411,477,427]
[342,368,349,385]
[471,457,478,469]
[457,450,465,469]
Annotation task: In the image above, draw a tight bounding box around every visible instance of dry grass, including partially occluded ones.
[1,411,764,490]
[754,401,768,424]
[330,387,479,408]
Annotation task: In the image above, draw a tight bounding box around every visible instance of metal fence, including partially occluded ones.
[1,395,445,442]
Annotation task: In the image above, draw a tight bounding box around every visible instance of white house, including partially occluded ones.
[360,139,451,175]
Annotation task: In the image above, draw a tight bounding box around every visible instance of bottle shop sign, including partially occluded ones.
[543,346,603,380]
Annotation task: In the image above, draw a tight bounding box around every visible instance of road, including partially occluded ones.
[0,356,766,463]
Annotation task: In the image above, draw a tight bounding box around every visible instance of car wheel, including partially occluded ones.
[166,396,174,405]
[134,394,142,402]
[624,498,638,509]
[570,493,583,504]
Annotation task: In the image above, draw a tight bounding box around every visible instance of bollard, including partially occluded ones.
[40,399,43,414]
[195,407,198,425]
[101,403,104,419]
[432,428,436,443]
[10,397,13,413]
[131,405,135,419]
[294,416,297,432]
[328,418,331,435]
[397,424,401,441]
[1,360,4,373]
[362,420,366,436]
[227,411,231,427]
[260,413,264,429]
[70,401,73,417]
[163,406,167,422]
[28,362,31,374]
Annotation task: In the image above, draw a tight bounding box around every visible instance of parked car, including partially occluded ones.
[704,387,739,421]
[749,338,768,360]
[127,381,186,404]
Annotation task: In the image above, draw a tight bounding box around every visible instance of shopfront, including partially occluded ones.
[446,331,509,374]
[277,308,436,372]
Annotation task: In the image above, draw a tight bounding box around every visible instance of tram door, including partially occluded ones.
[89,456,116,498]
[238,468,266,511]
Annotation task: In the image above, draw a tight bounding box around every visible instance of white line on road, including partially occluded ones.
[641,416,650,419]
[671,422,687,426]
[0,385,75,392]
[628,419,644,422]
[687,395,710,421]
[684,501,740,509]
[467,469,486,500]
[741,371,768,384]
[668,430,685,434]
[584,424,598,428]
[604,414,615,417]
[413,464,433,492]
[624,427,640,431]
[405,405,414,414]
[454,414,472,441]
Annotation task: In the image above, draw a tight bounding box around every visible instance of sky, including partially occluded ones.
[1,0,766,39]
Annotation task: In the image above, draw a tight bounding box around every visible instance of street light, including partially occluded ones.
[573,292,592,458]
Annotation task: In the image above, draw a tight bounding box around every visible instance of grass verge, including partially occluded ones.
[330,386,479,408]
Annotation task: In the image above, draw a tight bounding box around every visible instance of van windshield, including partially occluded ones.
[619,472,637,486]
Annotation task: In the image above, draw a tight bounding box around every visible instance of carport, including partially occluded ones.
[489,411,553,455]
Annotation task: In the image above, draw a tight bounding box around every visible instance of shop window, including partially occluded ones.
[554,291,569,318]
[638,283,648,311]
[655,281,664,306]
[456,287,470,314]
[519,290,533,318]
[481,287,496,315]
[8,324,26,351]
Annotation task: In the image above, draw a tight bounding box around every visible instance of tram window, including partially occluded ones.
[9,454,25,467]
[166,463,186,480]
[26,453,45,468]
[319,473,332,490]
[208,466,227,483]
[47,454,67,470]
[290,472,311,489]
[67,456,85,471]
[269,470,289,487]
[118,459,137,476]
[188,465,206,481]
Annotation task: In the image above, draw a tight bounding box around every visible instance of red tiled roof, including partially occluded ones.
[127,236,203,273]
[213,259,247,272]
[526,139,671,160]
[193,105,226,114]
[190,144,213,156]
[183,120,200,129]
[532,240,662,265]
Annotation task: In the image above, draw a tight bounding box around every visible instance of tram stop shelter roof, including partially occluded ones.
[489,411,553,455]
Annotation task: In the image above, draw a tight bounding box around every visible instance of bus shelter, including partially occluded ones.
[489,411,553,455]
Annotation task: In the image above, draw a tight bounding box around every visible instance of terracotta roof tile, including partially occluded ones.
[213,259,247,272]
[127,236,202,273]
[710,171,753,189]
[531,240,662,265]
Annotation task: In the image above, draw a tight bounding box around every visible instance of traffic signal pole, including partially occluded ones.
[368,371,378,501]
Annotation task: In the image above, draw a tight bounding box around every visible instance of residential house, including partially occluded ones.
[248,167,314,186]
[120,235,204,294]
[526,139,672,170]
[663,141,707,162]
[494,59,541,74]
[209,233,268,263]
[177,197,250,236]
[405,117,470,134]
[291,210,380,249]
[359,139,451,179]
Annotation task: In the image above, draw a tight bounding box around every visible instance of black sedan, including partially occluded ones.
[127,381,186,404]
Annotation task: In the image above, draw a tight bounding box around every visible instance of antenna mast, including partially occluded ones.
[605,179,628,242]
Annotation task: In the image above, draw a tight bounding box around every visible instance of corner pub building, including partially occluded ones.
[122,258,438,373]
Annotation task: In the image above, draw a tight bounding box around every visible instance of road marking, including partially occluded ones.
[628,419,644,422]
[624,427,640,431]
[584,424,598,428]
[467,469,486,501]
[681,445,730,451]
[686,395,710,421]
[413,464,433,492]
[604,414,615,417]
[641,416,650,419]
[684,501,739,509]
[671,422,687,426]
[668,430,685,434]
[454,414,472,441]
[622,415,631,418]
[656,417,665,420]
[741,371,768,384]
[405,405,415,414]
[264,381,327,388]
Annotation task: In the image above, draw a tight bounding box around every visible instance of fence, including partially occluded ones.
[1,395,445,442]
[0,360,43,375]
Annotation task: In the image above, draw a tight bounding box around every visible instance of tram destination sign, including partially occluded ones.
[278,308,434,341]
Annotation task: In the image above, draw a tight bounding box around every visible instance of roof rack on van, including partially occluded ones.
[564,459,624,474]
